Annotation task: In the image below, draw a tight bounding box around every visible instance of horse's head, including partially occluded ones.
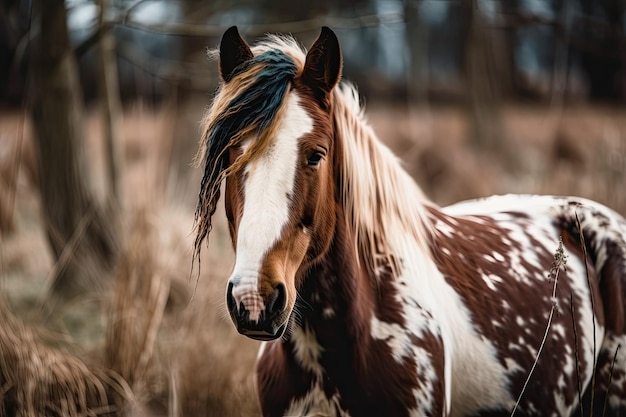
[196,27,342,340]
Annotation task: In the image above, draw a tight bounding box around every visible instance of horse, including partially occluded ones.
[193,26,626,417]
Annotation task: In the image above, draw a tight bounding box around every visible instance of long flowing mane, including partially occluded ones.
[194,33,436,272]
[331,83,436,270]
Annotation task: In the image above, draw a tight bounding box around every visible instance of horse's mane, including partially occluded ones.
[194,33,436,271]
[331,84,435,271]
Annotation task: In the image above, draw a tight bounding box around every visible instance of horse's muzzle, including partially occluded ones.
[226,281,288,341]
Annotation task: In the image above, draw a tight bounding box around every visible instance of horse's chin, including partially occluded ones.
[238,322,287,341]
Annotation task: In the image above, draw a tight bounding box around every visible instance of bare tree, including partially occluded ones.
[28,0,119,306]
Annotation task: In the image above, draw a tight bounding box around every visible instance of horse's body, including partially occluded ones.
[194,27,626,417]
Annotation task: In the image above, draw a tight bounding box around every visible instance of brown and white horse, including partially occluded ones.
[194,26,626,417]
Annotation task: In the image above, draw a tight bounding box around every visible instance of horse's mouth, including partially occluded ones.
[238,323,287,341]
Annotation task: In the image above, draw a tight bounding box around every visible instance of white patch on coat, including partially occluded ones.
[291,326,324,376]
[322,307,335,318]
[371,216,516,416]
[411,346,441,416]
[481,273,502,291]
[284,382,350,417]
[417,262,514,415]
[371,317,417,363]
[228,93,313,321]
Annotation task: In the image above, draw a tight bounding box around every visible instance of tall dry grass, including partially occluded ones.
[369,103,626,215]
[0,296,134,417]
[104,210,171,405]
[0,99,624,415]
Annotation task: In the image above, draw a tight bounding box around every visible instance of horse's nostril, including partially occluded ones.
[266,284,286,317]
[226,282,236,313]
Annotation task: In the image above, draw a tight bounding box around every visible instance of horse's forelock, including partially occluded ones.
[194,40,307,259]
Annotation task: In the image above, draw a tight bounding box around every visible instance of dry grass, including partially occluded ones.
[369,102,626,213]
[0,98,624,415]
[104,210,171,402]
[0,297,134,417]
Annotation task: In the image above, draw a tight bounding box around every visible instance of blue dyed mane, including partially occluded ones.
[194,49,298,255]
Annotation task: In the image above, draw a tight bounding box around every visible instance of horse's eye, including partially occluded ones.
[307,151,325,167]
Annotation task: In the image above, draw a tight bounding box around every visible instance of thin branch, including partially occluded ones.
[511,237,567,416]
[576,212,597,417]
[74,25,102,58]
[115,39,206,84]
[121,0,150,24]
[602,344,621,416]
[570,293,585,416]
[40,205,95,319]
[120,12,404,38]
[133,276,169,383]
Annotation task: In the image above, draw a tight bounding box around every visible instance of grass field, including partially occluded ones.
[0,98,625,415]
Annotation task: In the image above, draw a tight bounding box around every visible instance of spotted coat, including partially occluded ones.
[258,195,626,417]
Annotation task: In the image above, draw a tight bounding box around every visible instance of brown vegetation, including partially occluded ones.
[0,297,133,416]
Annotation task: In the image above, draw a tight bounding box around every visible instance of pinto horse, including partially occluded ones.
[193,26,626,417]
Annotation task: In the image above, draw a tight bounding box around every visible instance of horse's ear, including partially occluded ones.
[219,26,253,83]
[302,27,342,102]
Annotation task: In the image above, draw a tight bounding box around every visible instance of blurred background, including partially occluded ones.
[0,0,625,416]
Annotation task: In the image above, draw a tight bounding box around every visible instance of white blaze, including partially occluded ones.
[229,93,313,321]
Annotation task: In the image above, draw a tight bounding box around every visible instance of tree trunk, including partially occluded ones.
[97,0,123,204]
[403,0,428,104]
[29,0,119,305]
[463,0,504,152]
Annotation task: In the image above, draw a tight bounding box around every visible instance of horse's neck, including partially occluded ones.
[256,218,373,415]
[288,208,398,364]
[296,219,372,342]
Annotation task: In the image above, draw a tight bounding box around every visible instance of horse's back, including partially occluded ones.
[436,194,626,416]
